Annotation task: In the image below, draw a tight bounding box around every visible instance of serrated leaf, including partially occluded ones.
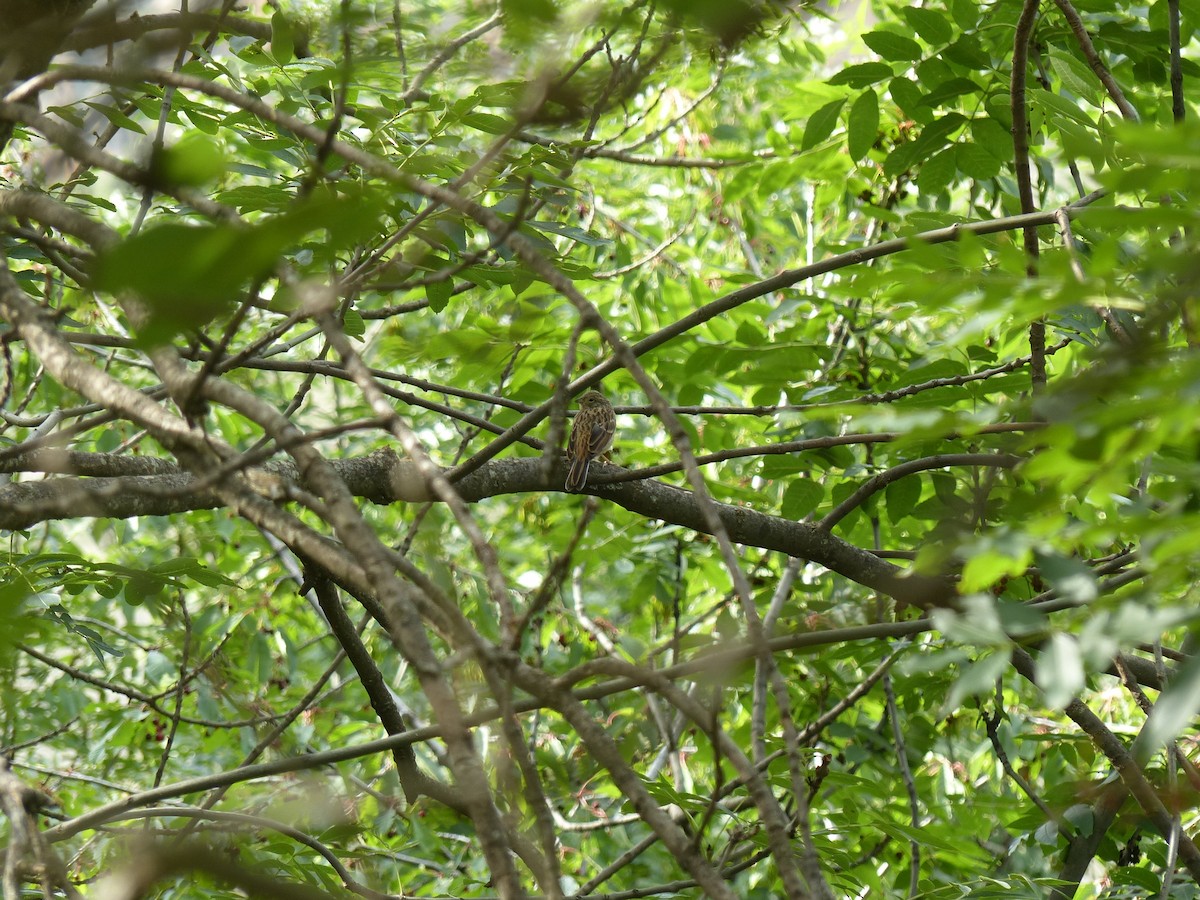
[781,479,824,520]
[463,112,512,135]
[802,98,845,150]
[955,142,1002,180]
[342,307,366,341]
[1050,48,1101,105]
[885,475,921,523]
[846,89,879,160]
[426,279,453,313]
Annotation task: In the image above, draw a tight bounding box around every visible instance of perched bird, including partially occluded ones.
[565,391,616,492]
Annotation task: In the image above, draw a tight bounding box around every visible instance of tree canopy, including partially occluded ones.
[1,0,1199,897]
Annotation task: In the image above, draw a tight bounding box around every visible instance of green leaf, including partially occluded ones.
[885,475,921,524]
[1049,48,1101,106]
[781,479,823,520]
[955,142,1003,180]
[83,100,145,135]
[527,220,610,246]
[802,98,845,150]
[182,106,220,134]
[93,191,384,343]
[1034,552,1097,604]
[91,223,246,340]
[1063,804,1094,837]
[123,573,166,606]
[900,7,952,45]
[426,279,453,313]
[941,34,990,70]
[463,112,513,135]
[917,147,956,195]
[156,132,226,187]
[1032,88,1096,128]
[501,0,558,41]
[270,10,294,64]
[882,140,923,179]
[971,117,1013,160]
[944,649,1012,711]
[883,113,967,177]
[1109,866,1162,893]
[828,62,894,89]
[862,31,923,63]
[918,77,982,109]
[933,593,1009,646]
[1138,655,1200,757]
[342,307,366,341]
[888,77,927,121]
[1036,633,1084,710]
[657,0,775,44]
[846,89,879,161]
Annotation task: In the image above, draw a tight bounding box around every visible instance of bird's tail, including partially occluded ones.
[565,458,589,492]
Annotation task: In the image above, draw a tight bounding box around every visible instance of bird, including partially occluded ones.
[564,391,615,492]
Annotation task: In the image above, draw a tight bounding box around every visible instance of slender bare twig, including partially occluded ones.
[1051,0,1139,121]
[884,674,921,897]
[400,10,502,105]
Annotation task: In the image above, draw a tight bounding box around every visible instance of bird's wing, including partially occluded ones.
[586,419,612,453]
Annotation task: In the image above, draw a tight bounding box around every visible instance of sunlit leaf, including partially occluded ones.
[1036,633,1085,710]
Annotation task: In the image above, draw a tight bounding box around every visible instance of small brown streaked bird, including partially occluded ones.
[564,391,616,492]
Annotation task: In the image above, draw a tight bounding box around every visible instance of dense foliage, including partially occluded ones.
[1,0,1199,897]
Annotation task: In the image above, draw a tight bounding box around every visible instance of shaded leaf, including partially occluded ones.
[846,89,879,161]
[828,62,894,88]
[802,98,845,150]
[781,478,824,520]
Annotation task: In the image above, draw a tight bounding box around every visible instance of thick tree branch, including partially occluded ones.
[0,454,953,607]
